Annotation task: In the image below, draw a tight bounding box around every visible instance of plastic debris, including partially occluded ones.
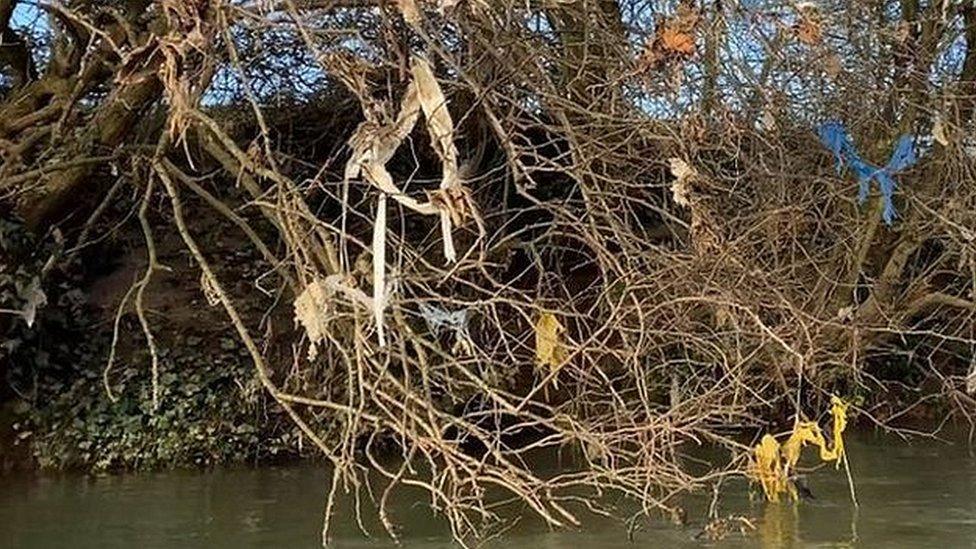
[419,302,473,355]
[817,121,917,225]
[750,395,850,502]
[19,277,47,328]
[419,302,469,336]
[342,55,478,346]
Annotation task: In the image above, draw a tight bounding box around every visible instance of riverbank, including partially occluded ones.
[1,212,307,473]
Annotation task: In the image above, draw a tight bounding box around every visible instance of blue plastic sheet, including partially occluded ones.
[816,121,917,225]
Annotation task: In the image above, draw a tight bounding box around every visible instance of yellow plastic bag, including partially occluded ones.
[750,395,849,502]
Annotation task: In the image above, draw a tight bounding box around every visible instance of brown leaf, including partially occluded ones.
[637,6,699,71]
[295,275,375,358]
[294,279,333,361]
[662,28,696,55]
[796,18,822,45]
[794,3,823,45]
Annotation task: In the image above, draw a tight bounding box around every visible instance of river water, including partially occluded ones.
[2,432,975,548]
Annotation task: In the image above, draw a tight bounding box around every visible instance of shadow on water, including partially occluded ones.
[2,431,975,548]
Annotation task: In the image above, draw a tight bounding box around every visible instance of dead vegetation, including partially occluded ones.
[3,0,976,545]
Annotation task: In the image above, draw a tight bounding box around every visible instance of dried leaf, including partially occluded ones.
[637,6,699,72]
[835,304,855,322]
[661,28,696,55]
[396,0,422,24]
[933,115,950,147]
[200,272,220,307]
[714,303,732,329]
[535,312,566,373]
[752,435,785,502]
[828,395,848,463]
[795,3,823,45]
[294,279,333,361]
[669,157,696,181]
[669,157,696,208]
[295,275,374,358]
[894,21,911,44]
[796,18,822,45]
[758,108,777,133]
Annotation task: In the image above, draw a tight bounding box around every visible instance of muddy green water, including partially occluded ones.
[2,433,975,548]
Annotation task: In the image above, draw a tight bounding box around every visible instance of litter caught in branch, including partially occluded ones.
[932,115,950,147]
[817,121,918,225]
[17,277,46,329]
[341,55,478,346]
[750,395,850,502]
[372,192,388,346]
[295,275,374,360]
[419,302,474,355]
[412,56,472,263]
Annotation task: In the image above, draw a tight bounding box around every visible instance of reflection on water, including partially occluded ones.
[2,433,975,548]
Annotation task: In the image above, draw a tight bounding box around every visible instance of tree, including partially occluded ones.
[2,1,975,544]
